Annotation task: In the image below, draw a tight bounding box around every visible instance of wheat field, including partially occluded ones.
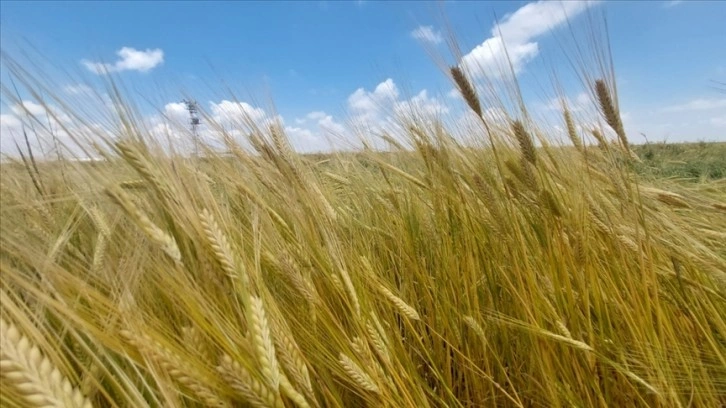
[1,17,725,408]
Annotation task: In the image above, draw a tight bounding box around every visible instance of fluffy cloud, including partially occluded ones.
[461,1,597,78]
[10,100,72,125]
[347,78,447,132]
[287,110,349,152]
[209,100,270,127]
[411,25,443,45]
[394,90,449,117]
[663,98,726,112]
[348,78,400,118]
[82,47,164,74]
[0,100,111,159]
[146,100,347,153]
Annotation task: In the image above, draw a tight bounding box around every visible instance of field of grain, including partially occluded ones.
[1,21,725,408]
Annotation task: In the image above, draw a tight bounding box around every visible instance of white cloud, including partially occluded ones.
[663,98,726,112]
[394,90,449,117]
[82,47,164,74]
[162,102,191,122]
[348,78,401,124]
[317,114,346,135]
[0,113,22,129]
[346,78,449,146]
[411,25,443,45]
[462,37,539,77]
[0,102,111,159]
[10,100,72,124]
[210,100,268,126]
[349,78,399,108]
[447,88,461,100]
[306,111,327,121]
[11,101,46,117]
[0,114,23,150]
[285,126,316,143]
[710,116,726,127]
[461,1,598,78]
[286,110,348,152]
[64,84,94,95]
[663,0,683,8]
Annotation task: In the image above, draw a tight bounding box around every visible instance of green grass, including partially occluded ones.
[632,141,726,181]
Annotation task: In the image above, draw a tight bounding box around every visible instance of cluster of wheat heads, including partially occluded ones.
[2,21,726,408]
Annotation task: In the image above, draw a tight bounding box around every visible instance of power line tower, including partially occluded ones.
[182,99,201,156]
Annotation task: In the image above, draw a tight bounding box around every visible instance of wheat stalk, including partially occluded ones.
[1,318,93,408]
[120,330,229,408]
[268,318,314,402]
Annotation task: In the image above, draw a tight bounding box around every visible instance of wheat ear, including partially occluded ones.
[594,79,628,150]
[463,316,486,343]
[105,186,181,264]
[451,65,482,118]
[563,108,583,151]
[279,374,311,408]
[200,209,249,287]
[120,330,229,408]
[1,318,93,408]
[91,232,107,273]
[279,256,318,305]
[338,269,361,317]
[377,285,420,320]
[115,141,178,205]
[248,296,280,389]
[365,318,390,363]
[217,355,284,408]
[269,318,315,402]
[181,326,214,362]
[512,120,537,165]
[338,353,380,394]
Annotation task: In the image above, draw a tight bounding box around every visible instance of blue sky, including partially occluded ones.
[1,0,724,155]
